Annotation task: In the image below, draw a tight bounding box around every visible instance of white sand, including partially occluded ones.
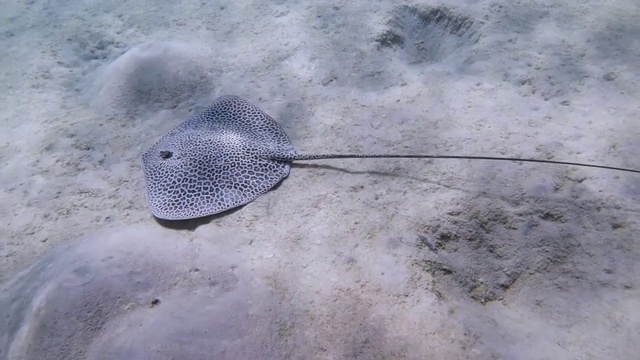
[1,0,639,358]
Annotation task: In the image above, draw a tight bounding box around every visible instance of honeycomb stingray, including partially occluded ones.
[142,95,297,220]
[142,95,640,220]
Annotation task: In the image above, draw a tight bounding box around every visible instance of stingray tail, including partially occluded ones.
[269,153,640,174]
[274,153,383,161]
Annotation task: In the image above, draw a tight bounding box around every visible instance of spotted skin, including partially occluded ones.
[142,95,296,220]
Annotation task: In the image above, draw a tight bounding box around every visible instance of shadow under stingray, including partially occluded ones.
[153,205,245,230]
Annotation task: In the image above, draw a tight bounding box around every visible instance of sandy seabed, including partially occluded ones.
[1,0,639,359]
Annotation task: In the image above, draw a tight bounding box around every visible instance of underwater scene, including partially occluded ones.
[1,0,639,359]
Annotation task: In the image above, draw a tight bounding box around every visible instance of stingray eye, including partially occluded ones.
[159,150,173,159]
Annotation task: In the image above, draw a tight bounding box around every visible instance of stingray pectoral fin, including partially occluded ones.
[145,158,290,220]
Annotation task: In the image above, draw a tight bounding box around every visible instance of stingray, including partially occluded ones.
[142,95,639,220]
